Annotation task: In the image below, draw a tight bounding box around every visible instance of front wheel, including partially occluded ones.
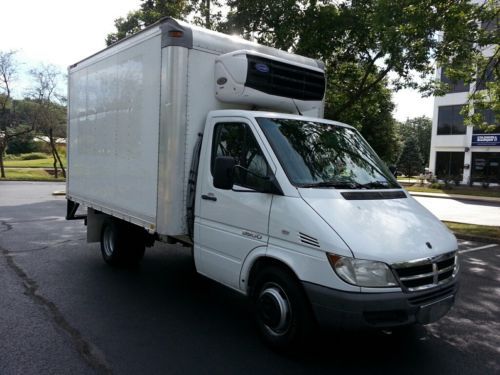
[100,219,145,266]
[253,267,315,351]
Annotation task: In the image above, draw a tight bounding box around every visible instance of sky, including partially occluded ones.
[0,0,434,121]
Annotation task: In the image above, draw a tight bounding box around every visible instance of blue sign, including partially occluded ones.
[472,134,500,146]
[255,63,270,73]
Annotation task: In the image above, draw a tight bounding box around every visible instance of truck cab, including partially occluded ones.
[194,110,459,348]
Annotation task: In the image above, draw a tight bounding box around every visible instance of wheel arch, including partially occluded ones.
[244,255,302,297]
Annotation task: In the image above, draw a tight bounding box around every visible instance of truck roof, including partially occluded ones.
[207,110,353,129]
[69,17,323,73]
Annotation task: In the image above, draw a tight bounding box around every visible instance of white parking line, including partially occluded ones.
[459,244,498,254]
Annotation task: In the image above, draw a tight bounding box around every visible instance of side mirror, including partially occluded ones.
[213,156,236,190]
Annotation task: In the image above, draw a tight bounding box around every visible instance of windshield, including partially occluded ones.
[256,117,400,189]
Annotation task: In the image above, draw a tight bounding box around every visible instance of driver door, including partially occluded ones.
[195,118,275,290]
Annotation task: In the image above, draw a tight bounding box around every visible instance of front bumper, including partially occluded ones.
[302,279,459,329]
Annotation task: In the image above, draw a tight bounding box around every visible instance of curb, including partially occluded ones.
[453,232,499,244]
[52,190,66,196]
[409,191,500,204]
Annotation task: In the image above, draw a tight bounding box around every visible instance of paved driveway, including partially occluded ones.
[0,181,499,374]
[414,196,500,226]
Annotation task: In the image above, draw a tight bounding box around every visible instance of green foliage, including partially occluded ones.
[324,62,399,164]
[6,127,37,154]
[106,0,191,46]
[397,135,423,177]
[0,167,65,181]
[407,184,500,198]
[429,182,446,190]
[104,0,497,160]
[19,152,47,160]
[444,221,500,242]
[3,154,67,168]
[440,0,499,128]
[105,0,224,46]
[397,116,431,166]
[225,0,497,127]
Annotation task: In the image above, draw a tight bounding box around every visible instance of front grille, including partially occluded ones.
[392,252,458,292]
[408,284,455,305]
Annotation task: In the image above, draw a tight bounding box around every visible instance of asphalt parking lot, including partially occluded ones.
[0,182,499,375]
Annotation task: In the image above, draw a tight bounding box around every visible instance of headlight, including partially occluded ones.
[327,254,398,288]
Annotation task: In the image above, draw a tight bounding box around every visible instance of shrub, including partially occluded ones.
[430,182,448,189]
[20,152,48,160]
[6,131,37,155]
[56,144,66,157]
[3,154,20,161]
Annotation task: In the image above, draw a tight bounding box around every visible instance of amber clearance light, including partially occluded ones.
[168,30,184,38]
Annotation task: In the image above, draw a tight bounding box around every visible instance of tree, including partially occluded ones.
[5,125,37,154]
[105,1,495,161]
[105,0,191,46]
[324,62,399,164]
[105,0,223,46]
[0,50,35,178]
[397,136,423,178]
[222,0,496,161]
[224,0,496,120]
[27,65,67,178]
[397,116,432,167]
[443,1,499,129]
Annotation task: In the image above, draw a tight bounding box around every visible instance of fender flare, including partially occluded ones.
[239,245,299,294]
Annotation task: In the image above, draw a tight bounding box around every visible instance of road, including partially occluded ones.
[0,181,499,374]
[414,196,500,226]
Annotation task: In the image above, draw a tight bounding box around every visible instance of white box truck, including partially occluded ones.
[67,18,460,349]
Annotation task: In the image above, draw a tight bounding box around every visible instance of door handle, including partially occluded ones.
[201,194,217,202]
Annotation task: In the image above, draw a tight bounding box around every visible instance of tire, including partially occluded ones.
[253,266,315,351]
[100,219,145,266]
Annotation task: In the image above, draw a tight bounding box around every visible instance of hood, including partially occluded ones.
[299,188,457,264]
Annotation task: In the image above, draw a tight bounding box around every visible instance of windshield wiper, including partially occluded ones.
[359,181,391,189]
[298,181,364,189]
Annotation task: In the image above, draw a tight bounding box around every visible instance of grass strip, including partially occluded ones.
[444,221,500,242]
[0,168,65,181]
[4,157,67,168]
[407,185,500,198]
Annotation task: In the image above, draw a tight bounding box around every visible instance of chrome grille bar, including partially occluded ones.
[391,252,458,292]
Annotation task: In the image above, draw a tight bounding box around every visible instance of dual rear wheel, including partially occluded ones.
[100,219,146,266]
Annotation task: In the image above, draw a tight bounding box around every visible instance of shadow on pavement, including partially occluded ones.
[1,200,499,374]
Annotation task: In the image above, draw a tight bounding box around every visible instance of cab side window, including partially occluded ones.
[211,122,270,190]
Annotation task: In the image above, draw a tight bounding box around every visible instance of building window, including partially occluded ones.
[481,16,498,33]
[471,152,500,183]
[435,152,464,179]
[440,68,469,93]
[473,109,500,134]
[476,58,496,91]
[437,105,467,135]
